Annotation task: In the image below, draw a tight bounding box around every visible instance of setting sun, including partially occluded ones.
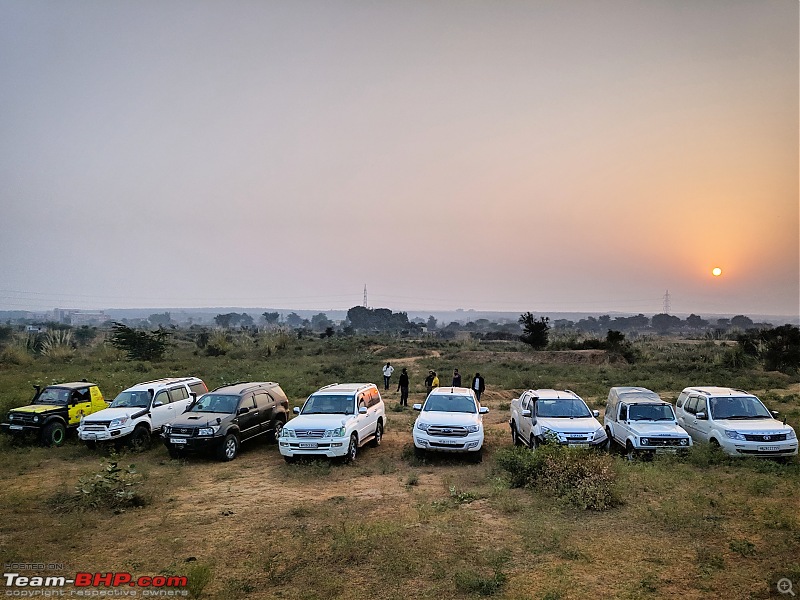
[712,267,722,277]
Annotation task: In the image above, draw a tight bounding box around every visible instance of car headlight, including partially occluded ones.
[640,437,649,446]
[198,426,219,436]
[465,424,480,433]
[593,427,607,441]
[786,429,797,440]
[325,427,346,437]
[7,414,14,421]
[109,416,129,429]
[724,430,746,441]
[416,422,429,432]
[163,425,171,434]
[33,415,40,423]
[680,438,689,446]
[281,428,295,438]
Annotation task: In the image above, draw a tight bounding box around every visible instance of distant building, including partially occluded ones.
[54,309,108,326]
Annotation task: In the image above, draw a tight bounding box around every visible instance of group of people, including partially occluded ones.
[382,362,486,407]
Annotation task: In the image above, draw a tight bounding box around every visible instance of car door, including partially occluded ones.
[237,394,260,441]
[68,388,93,426]
[518,393,532,442]
[149,390,174,431]
[253,391,274,434]
[356,393,372,441]
[168,386,192,416]
[690,397,712,442]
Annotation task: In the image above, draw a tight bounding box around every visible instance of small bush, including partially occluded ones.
[185,563,213,599]
[75,455,147,510]
[454,569,506,596]
[495,445,619,510]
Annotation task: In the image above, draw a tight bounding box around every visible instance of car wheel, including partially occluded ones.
[370,421,383,447]
[413,446,426,460]
[470,449,483,463]
[511,423,521,446]
[84,440,97,451]
[217,434,238,462]
[167,446,183,460]
[625,441,636,461]
[269,417,285,443]
[128,425,150,451]
[605,428,615,452]
[531,434,539,450]
[41,422,66,447]
[283,455,295,464]
[344,434,358,463]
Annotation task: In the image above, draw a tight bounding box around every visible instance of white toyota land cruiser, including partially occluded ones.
[78,377,207,449]
[279,383,385,463]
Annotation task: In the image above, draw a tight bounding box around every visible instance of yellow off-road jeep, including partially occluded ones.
[0,381,107,446]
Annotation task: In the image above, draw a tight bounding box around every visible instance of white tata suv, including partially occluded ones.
[412,387,488,462]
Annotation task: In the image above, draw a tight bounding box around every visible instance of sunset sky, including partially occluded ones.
[1,1,797,316]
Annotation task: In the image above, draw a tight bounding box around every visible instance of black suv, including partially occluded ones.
[162,382,289,461]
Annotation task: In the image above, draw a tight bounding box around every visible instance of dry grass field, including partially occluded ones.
[0,335,798,599]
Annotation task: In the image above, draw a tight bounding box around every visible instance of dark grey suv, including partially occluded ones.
[162,382,289,461]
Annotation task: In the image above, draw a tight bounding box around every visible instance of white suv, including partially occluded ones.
[509,389,606,449]
[413,387,488,462]
[279,383,385,463]
[604,386,691,457]
[675,386,797,458]
[78,377,207,450]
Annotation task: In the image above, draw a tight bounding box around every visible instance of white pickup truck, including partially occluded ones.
[509,389,607,449]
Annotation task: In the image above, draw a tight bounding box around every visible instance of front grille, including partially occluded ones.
[650,438,685,447]
[10,414,36,424]
[83,421,111,428]
[82,425,108,431]
[744,434,787,442]
[170,427,195,436]
[296,429,326,438]
[427,426,468,437]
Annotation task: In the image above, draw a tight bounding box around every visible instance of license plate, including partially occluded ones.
[9,425,22,431]
[171,438,187,445]
[86,433,97,440]
[299,442,318,449]
[437,439,460,445]
[758,445,777,451]
[568,443,589,448]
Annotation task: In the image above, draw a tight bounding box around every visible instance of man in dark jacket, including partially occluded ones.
[397,367,410,407]
[471,372,486,402]
[452,368,461,387]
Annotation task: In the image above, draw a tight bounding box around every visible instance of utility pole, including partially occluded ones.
[662,290,671,315]
[363,285,368,308]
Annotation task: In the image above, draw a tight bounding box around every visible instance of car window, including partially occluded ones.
[684,396,698,415]
[254,392,272,408]
[423,395,477,413]
[189,381,208,395]
[302,395,354,415]
[676,392,688,408]
[619,404,628,421]
[239,394,256,410]
[154,390,170,405]
[168,387,189,403]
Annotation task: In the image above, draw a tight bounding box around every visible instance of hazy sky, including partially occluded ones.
[1,1,798,316]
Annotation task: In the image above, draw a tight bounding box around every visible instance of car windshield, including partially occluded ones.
[34,387,70,405]
[302,394,354,415]
[423,395,477,414]
[709,396,771,420]
[109,391,151,409]
[190,394,238,414]
[536,399,591,418]
[629,403,675,421]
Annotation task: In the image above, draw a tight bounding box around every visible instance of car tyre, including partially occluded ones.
[128,425,150,451]
[283,455,296,464]
[269,417,286,443]
[370,421,383,447]
[470,449,483,463]
[167,446,183,460]
[625,440,636,461]
[344,434,358,463]
[84,440,97,451]
[511,423,521,446]
[413,446,426,460]
[217,433,238,462]
[41,421,66,447]
[531,434,539,450]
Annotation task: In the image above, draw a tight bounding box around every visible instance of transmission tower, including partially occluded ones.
[363,285,368,308]
[662,290,671,314]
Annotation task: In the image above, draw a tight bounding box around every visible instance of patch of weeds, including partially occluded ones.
[696,547,725,575]
[376,457,397,475]
[390,403,407,413]
[559,547,590,562]
[541,591,563,600]
[746,477,773,496]
[454,569,506,596]
[289,505,311,518]
[54,454,147,511]
[449,485,478,504]
[639,574,659,594]
[185,563,212,599]
[222,577,256,595]
[763,507,798,530]
[406,472,419,486]
[729,539,756,557]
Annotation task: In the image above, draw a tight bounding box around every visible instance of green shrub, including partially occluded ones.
[454,569,506,596]
[185,563,213,599]
[495,445,619,510]
[75,455,146,510]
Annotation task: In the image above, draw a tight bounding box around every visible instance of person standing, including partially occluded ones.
[382,362,394,391]
[471,372,486,402]
[424,370,435,396]
[397,367,409,407]
[452,368,462,387]
[431,371,440,389]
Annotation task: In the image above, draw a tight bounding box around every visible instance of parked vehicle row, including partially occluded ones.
[1,377,796,462]
[509,386,797,459]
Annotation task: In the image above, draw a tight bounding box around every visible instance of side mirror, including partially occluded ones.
[238,406,250,415]
[358,406,367,415]
[696,412,707,420]
[293,407,301,414]
[771,410,779,417]
[479,407,489,414]
[522,409,531,418]
[413,403,422,411]
[592,410,600,418]
[152,400,163,408]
